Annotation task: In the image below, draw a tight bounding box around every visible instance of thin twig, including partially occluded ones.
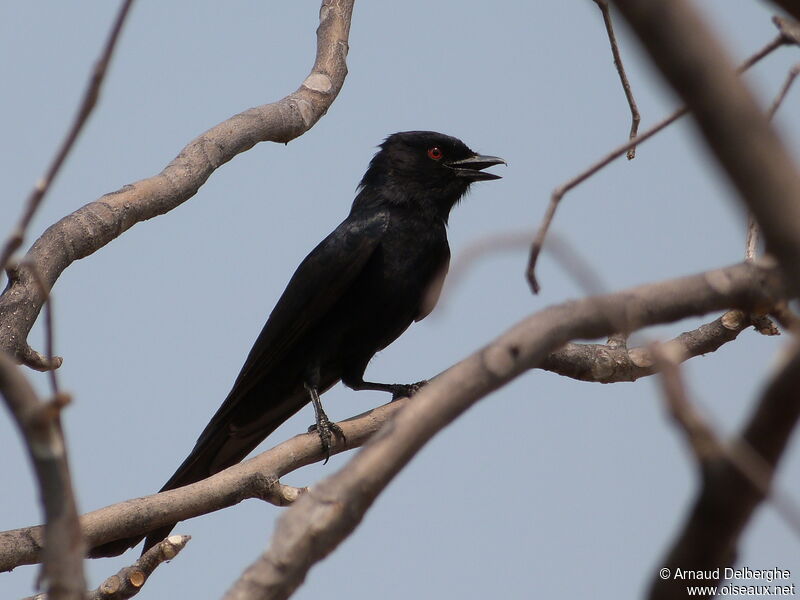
[767,63,800,117]
[21,260,62,393]
[0,0,135,277]
[448,230,608,300]
[651,343,800,535]
[745,63,800,262]
[651,343,720,461]
[501,213,796,532]
[593,0,641,159]
[24,536,191,600]
[743,63,799,337]
[443,231,531,301]
[88,535,190,600]
[526,33,786,293]
[446,231,767,383]
[744,214,759,262]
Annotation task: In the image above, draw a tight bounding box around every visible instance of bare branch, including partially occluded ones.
[445,230,532,294]
[0,0,135,276]
[23,535,191,600]
[437,233,766,383]
[588,1,800,595]
[541,311,755,383]
[0,7,134,592]
[648,343,800,600]
[525,32,786,293]
[20,261,62,393]
[769,2,800,23]
[744,214,759,262]
[768,64,800,117]
[745,63,800,263]
[221,260,784,600]
[87,535,190,600]
[612,0,800,298]
[0,353,84,599]
[0,0,355,370]
[592,0,641,159]
[743,63,798,336]
[652,343,721,462]
[448,230,609,300]
[0,261,784,576]
[652,340,800,528]
[0,400,405,570]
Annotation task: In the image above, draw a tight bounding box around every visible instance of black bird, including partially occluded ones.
[91,131,504,557]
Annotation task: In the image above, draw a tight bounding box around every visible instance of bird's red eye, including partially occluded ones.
[427,147,443,160]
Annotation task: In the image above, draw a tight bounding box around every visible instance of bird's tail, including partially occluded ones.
[87,429,245,558]
[88,386,309,558]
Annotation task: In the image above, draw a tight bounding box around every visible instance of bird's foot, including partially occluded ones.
[390,380,428,401]
[308,415,346,463]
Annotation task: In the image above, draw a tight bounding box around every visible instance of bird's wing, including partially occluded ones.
[194,211,390,442]
[92,213,391,559]
[238,211,388,386]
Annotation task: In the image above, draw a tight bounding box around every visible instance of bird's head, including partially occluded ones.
[356,131,505,219]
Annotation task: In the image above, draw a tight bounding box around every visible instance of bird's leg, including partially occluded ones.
[343,376,428,401]
[303,382,345,463]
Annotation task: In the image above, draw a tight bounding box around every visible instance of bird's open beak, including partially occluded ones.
[447,154,506,181]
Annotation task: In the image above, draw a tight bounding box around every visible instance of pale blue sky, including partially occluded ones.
[2,2,799,598]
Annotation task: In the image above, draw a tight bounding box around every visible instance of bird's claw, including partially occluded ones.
[390,380,428,401]
[308,416,346,463]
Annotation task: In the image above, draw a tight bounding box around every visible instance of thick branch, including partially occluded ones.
[0,0,355,369]
[0,353,85,599]
[769,0,800,22]
[0,400,406,571]
[600,3,800,597]
[221,260,784,600]
[649,345,800,600]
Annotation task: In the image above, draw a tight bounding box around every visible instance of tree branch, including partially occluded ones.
[0,261,785,577]
[592,0,641,159]
[540,310,760,383]
[24,536,191,600]
[0,353,84,599]
[598,2,800,597]
[769,1,800,22]
[220,260,784,600]
[648,344,800,599]
[0,0,355,370]
[744,62,800,263]
[611,0,800,297]
[525,29,787,293]
[652,342,800,536]
[0,399,407,571]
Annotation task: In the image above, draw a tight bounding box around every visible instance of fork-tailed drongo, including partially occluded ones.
[90,130,504,557]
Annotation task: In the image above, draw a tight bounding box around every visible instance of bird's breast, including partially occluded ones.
[416,255,449,321]
[371,217,450,316]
